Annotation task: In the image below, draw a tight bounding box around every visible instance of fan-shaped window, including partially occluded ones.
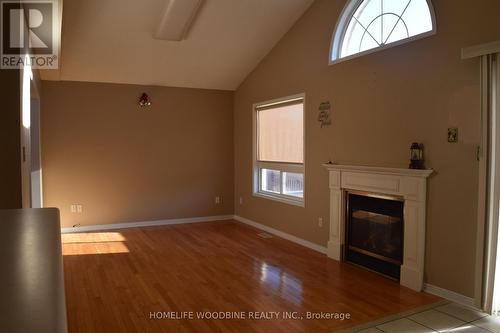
[330,0,436,63]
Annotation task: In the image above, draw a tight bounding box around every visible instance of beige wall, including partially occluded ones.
[42,81,234,227]
[234,0,500,297]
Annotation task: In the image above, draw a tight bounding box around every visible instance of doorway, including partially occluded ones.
[20,59,43,209]
[463,42,500,313]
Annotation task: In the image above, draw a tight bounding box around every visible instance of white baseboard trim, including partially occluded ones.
[61,215,234,234]
[423,283,476,308]
[233,215,327,254]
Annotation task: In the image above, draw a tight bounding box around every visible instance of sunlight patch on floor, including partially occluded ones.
[62,232,126,243]
[62,232,129,255]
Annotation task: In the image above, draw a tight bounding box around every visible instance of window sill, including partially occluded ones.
[253,192,304,208]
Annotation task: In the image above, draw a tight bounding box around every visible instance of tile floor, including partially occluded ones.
[354,302,500,333]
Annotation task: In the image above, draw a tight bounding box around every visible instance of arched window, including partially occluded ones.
[330,0,436,63]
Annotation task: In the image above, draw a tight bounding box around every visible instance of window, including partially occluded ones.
[330,0,436,63]
[253,95,305,206]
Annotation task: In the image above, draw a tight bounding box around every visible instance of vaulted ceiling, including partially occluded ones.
[41,0,314,90]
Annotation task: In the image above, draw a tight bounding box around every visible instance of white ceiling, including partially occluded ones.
[40,0,314,90]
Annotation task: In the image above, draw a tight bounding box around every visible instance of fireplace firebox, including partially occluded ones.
[345,192,404,280]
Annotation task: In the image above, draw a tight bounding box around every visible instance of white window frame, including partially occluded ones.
[252,93,305,207]
[329,0,437,65]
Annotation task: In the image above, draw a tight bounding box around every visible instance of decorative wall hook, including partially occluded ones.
[138,93,151,107]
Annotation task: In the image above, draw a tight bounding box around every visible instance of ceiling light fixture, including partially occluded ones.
[154,0,204,41]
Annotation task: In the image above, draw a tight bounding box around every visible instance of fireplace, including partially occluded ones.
[345,192,404,280]
[323,163,432,291]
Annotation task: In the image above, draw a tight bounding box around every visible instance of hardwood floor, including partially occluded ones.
[62,220,440,333]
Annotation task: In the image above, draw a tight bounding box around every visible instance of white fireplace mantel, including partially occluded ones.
[323,163,433,291]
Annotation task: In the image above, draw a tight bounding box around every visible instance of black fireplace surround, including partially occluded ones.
[345,192,404,280]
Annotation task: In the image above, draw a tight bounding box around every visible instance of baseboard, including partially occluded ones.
[423,283,476,309]
[233,215,327,254]
[60,215,234,233]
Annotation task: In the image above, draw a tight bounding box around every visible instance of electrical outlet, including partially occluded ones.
[239,197,243,205]
[70,204,76,213]
[318,217,323,227]
[215,196,222,204]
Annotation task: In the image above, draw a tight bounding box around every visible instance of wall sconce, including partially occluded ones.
[138,93,151,107]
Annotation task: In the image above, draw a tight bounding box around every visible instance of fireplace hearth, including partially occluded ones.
[345,192,404,280]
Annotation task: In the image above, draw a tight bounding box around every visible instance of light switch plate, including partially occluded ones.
[448,127,458,143]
